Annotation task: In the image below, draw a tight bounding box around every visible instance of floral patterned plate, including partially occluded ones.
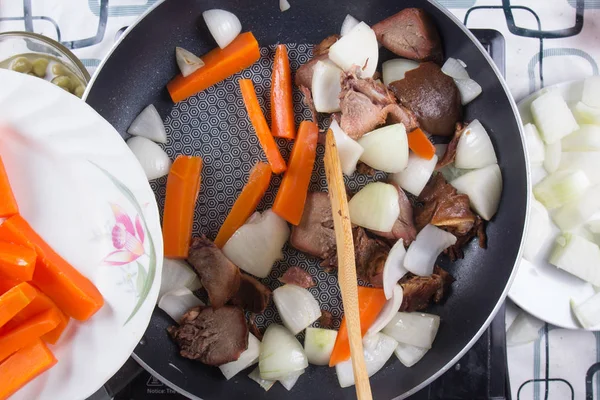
[0,69,163,399]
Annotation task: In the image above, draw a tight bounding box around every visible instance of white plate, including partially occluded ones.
[510,79,598,330]
[0,69,163,399]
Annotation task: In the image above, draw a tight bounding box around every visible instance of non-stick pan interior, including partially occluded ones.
[85,1,527,399]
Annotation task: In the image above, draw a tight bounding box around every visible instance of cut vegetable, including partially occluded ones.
[167,32,260,103]
[329,119,364,176]
[0,282,36,328]
[382,239,408,300]
[335,332,398,388]
[391,153,438,197]
[328,21,378,78]
[214,162,272,248]
[126,104,168,144]
[561,125,600,152]
[558,152,600,185]
[572,101,600,125]
[358,124,409,173]
[533,169,590,210]
[523,199,551,262]
[175,47,205,78]
[439,163,468,182]
[340,14,359,36]
[394,342,428,367]
[454,119,497,169]
[203,9,242,49]
[279,0,291,12]
[506,311,544,346]
[454,78,483,105]
[0,242,36,281]
[272,121,319,225]
[271,44,296,139]
[404,224,456,276]
[162,155,202,258]
[382,59,419,86]
[249,366,275,391]
[382,312,440,349]
[219,333,261,380]
[273,284,321,335]
[367,284,403,335]
[259,324,308,380]
[279,369,303,390]
[312,60,343,113]
[304,327,338,365]
[571,292,600,329]
[406,128,436,160]
[441,57,469,80]
[523,123,545,165]
[158,287,204,322]
[544,139,561,173]
[552,185,600,231]
[549,232,600,286]
[159,258,200,300]
[582,76,600,108]
[530,91,579,144]
[222,209,290,278]
[0,155,18,218]
[451,163,503,220]
[348,182,400,232]
[126,136,172,180]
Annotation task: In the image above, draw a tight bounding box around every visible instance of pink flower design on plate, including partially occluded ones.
[103,203,146,266]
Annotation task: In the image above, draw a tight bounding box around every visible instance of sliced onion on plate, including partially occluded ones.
[329,119,364,175]
[220,333,261,380]
[175,47,205,78]
[530,91,579,144]
[561,125,600,152]
[348,182,400,232]
[404,225,456,276]
[549,232,600,286]
[127,136,172,180]
[533,169,590,210]
[544,139,561,174]
[127,104,167,144]
[248,366,275,391]
[571,292,600,329]
[335,333,398,388]
[340,14,359,36]
[367,284,403,335]
[394,342,428,367]
[158,287,204,322]
[454,119,497,169]
[382,59,419,86]
[259,324,308,380]
[582,76,600,108]
[312,60,342,113]
[559,152,600,185]
[223,209,290,278]
[358,123,409,173]
[391,153,438,197]
[523,123,545,165]
[273,284,321,335]
[506,311,544,346]
[572,101,600,125]
[552,185,600,231]
[454,78,482,105]
[522,199,551,262]
[382,312,440,349]
[279,369,304,391]
[304,327,338,365]
[328,21,378,78]
[203,9,242,49]
[382,239,408,300]
[451,163,503,220]
[279,0,291,12]
[159,258,200,299]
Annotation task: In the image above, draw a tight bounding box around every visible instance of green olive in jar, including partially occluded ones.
[32,58,49,77]
[11,57,32,73]
[51,75,73,91]
[51,63,69,76]
[73,85,85,98]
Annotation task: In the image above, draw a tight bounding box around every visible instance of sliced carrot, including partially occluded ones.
[0,282,37,329]
[0,215,104,321]
[0,339,57,400]
[239,79,287,174]
[167,32,261,103]
[0,277,19,295]
[407,128,436,160]
[214,162,272,248]
[271,44,296,140]
[0,242,37,281]
[162,156,203,259]
[272,121,319,225]
[329,286,387,367]
[0,156,18,219]
[0,307,61,362]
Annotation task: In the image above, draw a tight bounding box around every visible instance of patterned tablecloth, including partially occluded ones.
[1,1,599,399]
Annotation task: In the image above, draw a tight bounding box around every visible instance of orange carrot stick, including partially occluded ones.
[214,162,272,248]
[272,121,319,225]
[271,44,296,140]
[0,243,37,282]
[162,156,203,259]
[0,155,18,219]
[407,128,436,160]
[0,282,37,329]
[0,339,57,400]
[0,307,61,362]
[239,79,287,174]
[0,215,104,321]
[167,32,261,103]
[0,278,19,295]
[329,286,387,367]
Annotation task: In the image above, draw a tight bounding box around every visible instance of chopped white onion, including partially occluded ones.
[394,342,428,367]
[582,76,600,108]
[404,224,456,276]
[440,164,468,182]
[312,60,342,113]
[441,57,469,80]
[248,366,275,391]
[382,239,408,300]
[552,185,600,231]
[391,153,438,197]
[127,136,171,180]
[382,312,440,349]
[127,104,168,144]
[506,311,544,346]
[382,59,419,86]
[348,182,400,232]
[571,292,600,329]
[159,258,199,300]
[454,119,497,169]
[451,164,503,220]
[219,333,261,380]
[273,284,321,335]
[367,284,404,335]
[340,14,359,36]
[573,101,600,125]
[533,169,590,210]
[335,333,398,388]
[559,152,600,185]
[259,324,308,380]
[561,125,600,152]
[523,199,551,262]
[279,0,291,12]
[544,140,561,174]
[175,47,205,78]
[223,209,290,278]
[202,9,242,49]
[549,232,600,286]
[158,287,204,322]
[523,123,545,165]
[329,119,364,176]
[358,123,409,173]
[454,78,483,105]
[304,327,338,365]
[279,370,303,391]
[531,91,579,144]
[328,21,378,78]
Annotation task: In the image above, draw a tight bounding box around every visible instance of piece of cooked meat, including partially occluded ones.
[369,183,417,245]
[187,236,241,309]
[446,215,487,261]
[230,273,271,313]
[436,122,465,169]
[318,309,334,329]
[294,35,339,88]
[399,266,454,312]
[279,266,316,288]
[353,227,390,287]
[300,85,317,123]
[168,306,248,366]
[372,8,443,63]
[314,34,340,57]
[389,62,461,136]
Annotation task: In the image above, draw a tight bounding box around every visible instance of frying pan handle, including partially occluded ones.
[489,303,510,400]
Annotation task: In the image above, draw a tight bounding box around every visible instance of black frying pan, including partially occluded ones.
[84,0,528,398]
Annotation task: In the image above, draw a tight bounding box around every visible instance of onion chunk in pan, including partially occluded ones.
[404,224,456,276]
[304,327,338,365]
[259,324,308,381]
[454,119,497,169]
[273,284,321,335]
[382,312,440,349]
[358,124,409,173]
[158,287,204,322]
[219,333,261,380]
[348,182,400,232]
[329,119,364,176]
[451,163,503,220]
[202,9,242,49]
[328,21,379,78]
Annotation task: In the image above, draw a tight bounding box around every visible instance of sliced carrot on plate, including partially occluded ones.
[0,155,19,219]
[407,128,436,160]
[0,282,37,328]
[0,242,37,281]
[271,44,296,140]
[0,277,20,295]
